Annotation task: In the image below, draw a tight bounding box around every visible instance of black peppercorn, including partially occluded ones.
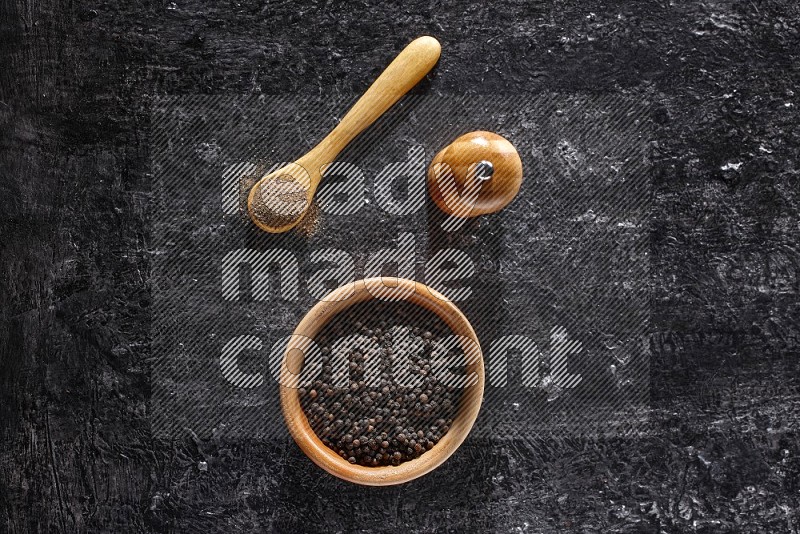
[299,301,463,467]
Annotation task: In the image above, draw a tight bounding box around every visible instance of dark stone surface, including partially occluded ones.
[1,0,798,532]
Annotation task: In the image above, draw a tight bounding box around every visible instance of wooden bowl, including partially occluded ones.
[279,277,485,486]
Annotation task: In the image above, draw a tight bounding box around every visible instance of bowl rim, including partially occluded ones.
[279,277,485,486]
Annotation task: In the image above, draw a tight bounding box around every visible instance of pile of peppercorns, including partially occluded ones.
[299,302,463,467]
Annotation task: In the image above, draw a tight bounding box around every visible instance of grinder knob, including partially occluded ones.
[427,131,523,218]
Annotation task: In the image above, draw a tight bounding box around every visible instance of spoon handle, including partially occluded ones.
[303,36,441,166]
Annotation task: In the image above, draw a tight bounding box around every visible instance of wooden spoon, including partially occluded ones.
[247,36,442,233]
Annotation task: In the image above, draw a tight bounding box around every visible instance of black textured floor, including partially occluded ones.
[1,1,799,532]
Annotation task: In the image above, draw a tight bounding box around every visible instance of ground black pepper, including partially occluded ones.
[249,174,308,228]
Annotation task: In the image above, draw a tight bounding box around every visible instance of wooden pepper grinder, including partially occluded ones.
[427,131,523,218]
